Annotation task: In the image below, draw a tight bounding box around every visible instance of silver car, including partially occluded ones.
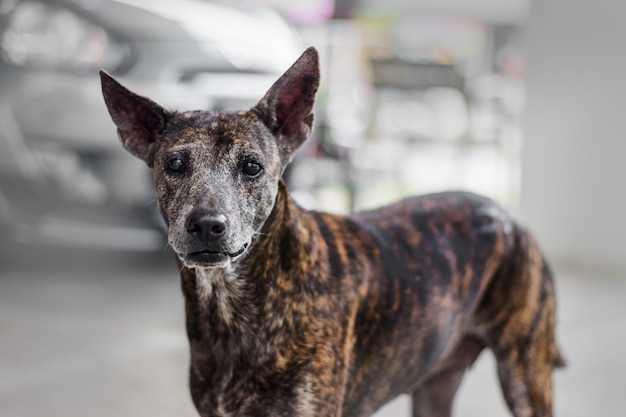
[0,0,301,252]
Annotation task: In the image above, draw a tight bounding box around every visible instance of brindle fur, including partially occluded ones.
[101,47,563,417]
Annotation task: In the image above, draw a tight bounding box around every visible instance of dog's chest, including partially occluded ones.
[188,268,317,416]
[195,267,243,325]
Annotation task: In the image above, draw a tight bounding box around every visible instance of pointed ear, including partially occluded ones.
[100,70,168,167]
[254,47,320,165]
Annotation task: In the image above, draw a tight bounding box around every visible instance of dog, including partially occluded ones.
[100,47,563,417]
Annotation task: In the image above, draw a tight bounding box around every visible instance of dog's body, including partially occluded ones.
[101,48,562,417]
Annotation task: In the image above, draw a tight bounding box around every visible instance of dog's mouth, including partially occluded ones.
[184,243,249,267]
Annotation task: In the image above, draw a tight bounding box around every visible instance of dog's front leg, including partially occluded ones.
[304,354,351,417]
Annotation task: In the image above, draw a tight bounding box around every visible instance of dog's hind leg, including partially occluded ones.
[476,230,563,417]
[490,279,563,417]
[491,306,560,417]
[411,337,484,417]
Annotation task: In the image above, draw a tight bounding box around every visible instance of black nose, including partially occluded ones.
[186,210,227,244]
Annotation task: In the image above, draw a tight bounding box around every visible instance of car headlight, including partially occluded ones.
[0,0,131,73]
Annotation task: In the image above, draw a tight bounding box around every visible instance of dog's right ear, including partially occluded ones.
[253,47,320,167]
[100,70,168,167]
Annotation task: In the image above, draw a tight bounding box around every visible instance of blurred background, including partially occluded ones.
[1,0,624,416]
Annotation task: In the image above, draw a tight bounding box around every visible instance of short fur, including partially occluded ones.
[101,47,563,417]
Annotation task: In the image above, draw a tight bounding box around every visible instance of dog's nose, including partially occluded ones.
[186,210,227,244]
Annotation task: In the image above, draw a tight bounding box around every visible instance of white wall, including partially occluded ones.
[522,0,626,272]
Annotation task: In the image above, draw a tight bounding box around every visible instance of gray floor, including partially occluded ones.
[1,248,624,417]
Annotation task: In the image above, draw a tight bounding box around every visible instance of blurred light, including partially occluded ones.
[259,0,335,24]
[115,0,300,74]
[392,16,486,66]
[0,0,131,72]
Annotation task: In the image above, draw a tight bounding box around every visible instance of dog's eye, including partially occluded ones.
[166,157,186,174]
[242,161,263,178]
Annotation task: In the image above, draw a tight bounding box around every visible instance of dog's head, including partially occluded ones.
[101,48,319,269]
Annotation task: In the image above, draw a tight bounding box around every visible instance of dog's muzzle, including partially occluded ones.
[179,209,249,267]
[186,210,228,244]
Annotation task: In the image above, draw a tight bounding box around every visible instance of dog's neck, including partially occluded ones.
[179,180,320,345]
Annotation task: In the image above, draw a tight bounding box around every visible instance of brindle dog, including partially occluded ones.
[100,47,563,417]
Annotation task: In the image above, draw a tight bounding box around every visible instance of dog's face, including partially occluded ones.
[150,110,283,268]
[101,48,319,269]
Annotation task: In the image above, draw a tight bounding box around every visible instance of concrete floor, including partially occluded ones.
[1,247,624,417]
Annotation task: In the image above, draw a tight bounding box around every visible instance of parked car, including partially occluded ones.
[0,0,301,252]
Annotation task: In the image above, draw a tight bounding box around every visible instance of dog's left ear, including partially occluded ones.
[254,47,320,166]
[100,70,169,167]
